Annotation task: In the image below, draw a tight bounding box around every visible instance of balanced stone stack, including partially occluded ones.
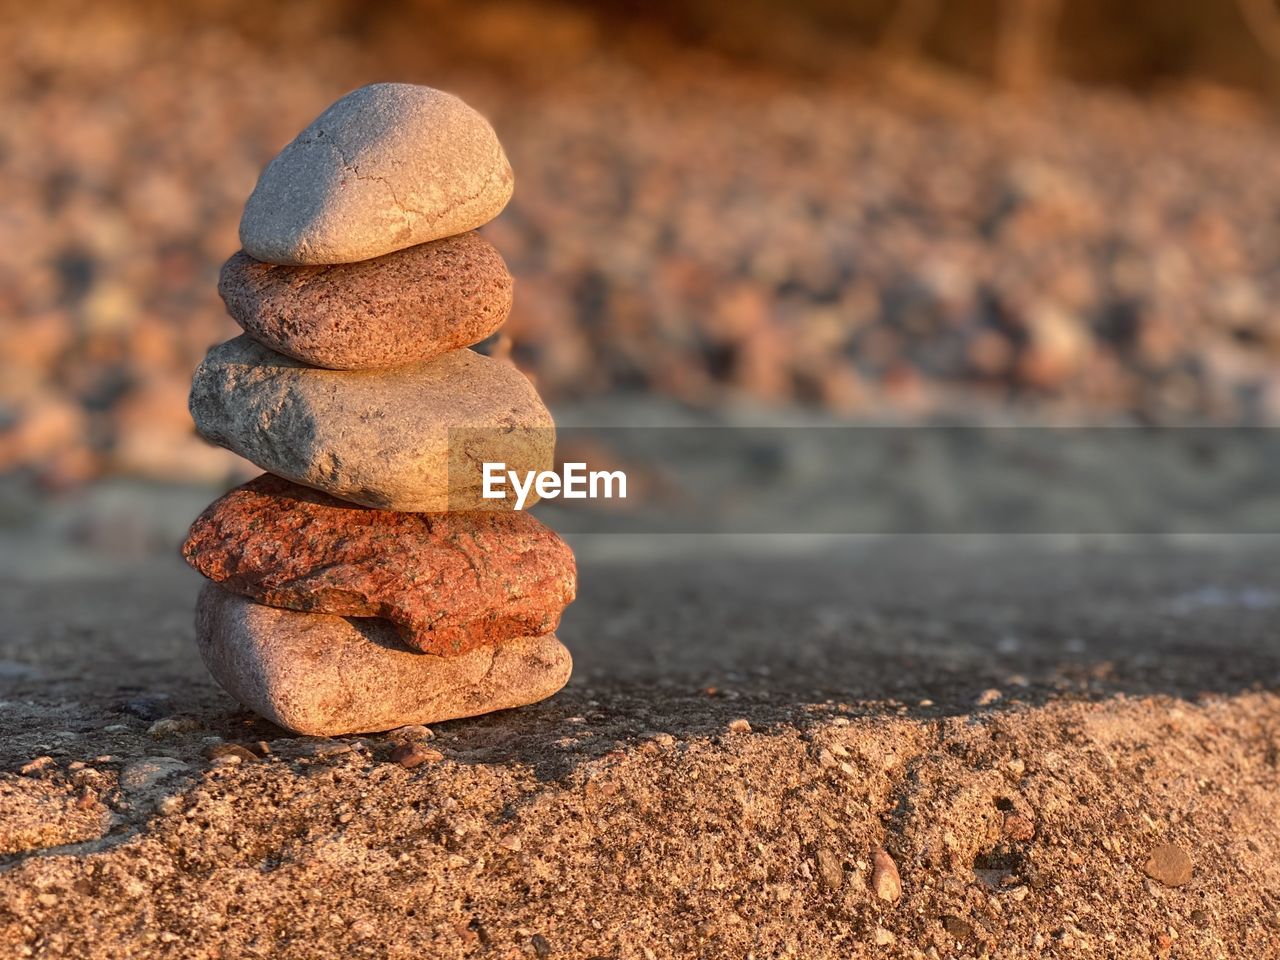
[180,84,576,736]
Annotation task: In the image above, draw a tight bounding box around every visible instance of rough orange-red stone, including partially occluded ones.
[182,474,575,657]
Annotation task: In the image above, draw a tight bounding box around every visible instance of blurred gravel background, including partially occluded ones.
[5,0,1280,491]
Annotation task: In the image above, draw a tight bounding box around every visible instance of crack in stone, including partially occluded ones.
[477,645,501,688]
[298,127,503,233]
[324,137,425,230]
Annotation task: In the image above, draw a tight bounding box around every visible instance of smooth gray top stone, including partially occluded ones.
[188,336,554,512]
[239,83,514,265]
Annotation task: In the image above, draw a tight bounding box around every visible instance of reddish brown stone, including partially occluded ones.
[218,233,513,370]
[390,743,443,768]
[182,474,575,657]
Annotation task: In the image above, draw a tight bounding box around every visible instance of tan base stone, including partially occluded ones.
[195,584,571,736]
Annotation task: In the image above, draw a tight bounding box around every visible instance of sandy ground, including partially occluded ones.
[1,524,1278,958]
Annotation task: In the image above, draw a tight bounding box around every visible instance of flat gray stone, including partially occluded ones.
[188,336,554,512]
[119,757,192,793]
[239,83,513,264]
[195,584,572,736]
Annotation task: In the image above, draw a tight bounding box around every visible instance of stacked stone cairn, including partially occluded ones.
[181,84,576,737]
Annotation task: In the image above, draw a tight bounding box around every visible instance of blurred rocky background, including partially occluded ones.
[5,0,1280,493]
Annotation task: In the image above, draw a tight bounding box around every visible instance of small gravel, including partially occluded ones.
[1144,843,1194,887]
[871,848,902,902]
[390,743,444,769]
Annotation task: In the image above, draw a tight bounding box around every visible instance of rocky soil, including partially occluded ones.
[1,526,1278,958]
